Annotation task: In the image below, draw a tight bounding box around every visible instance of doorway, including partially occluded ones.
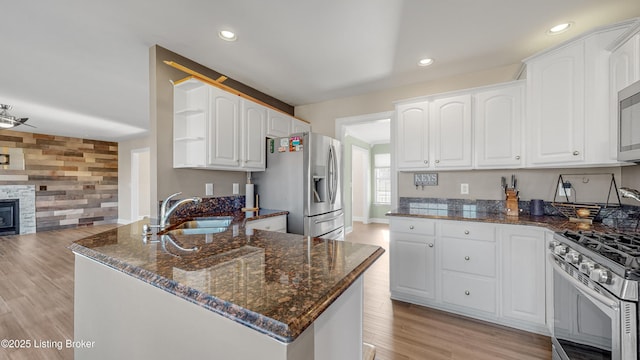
[131,147,151,221]
[351,145,370,224]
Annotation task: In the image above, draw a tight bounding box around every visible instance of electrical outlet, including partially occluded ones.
[558,181,571,197]
[461,183,469,195]
[232,183,239,195]
[205,183,213,196]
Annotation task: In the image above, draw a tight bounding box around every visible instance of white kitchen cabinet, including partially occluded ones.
[474,81,525,168]
[389,217,436,300]
[525,24,629,167]
[241,100,267,171]
[245,215,287,233]
[609,30,640,159]
[500,226,546,330]
[173,78,208,168]
[267,109,291,138]
[207,85,241,168]
[291,118,311,134]
[395,100,430,169]
[395,94,472,170]
[173,77,271,171]
[439,221,496,315]
[430,94,472,169]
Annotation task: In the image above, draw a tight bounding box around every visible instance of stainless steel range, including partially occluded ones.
[549,229,640,360]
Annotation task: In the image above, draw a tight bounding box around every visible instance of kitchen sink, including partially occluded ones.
[173,216,234,229]
[169,227,229,235]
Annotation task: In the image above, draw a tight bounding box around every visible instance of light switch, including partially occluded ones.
[232,183,239,195]
[461,183,469,194]
[205,183,214,196]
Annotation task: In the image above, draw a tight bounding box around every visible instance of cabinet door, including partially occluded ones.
[526,42,585,165]
[475,83,524,168]
[291,118,311,134]
[390,232,436,300]
[430,94,472,169]
[396,101,430,169]
[267,110,291,138]
[500,226,546,326]
[207,86,240,167]
[241,100,267,170]
[610,33,640,160]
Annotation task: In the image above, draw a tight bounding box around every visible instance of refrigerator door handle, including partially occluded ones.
[328,145,337,204]
[314,212,344,224]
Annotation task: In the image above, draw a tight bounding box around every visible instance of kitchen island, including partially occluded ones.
[69,215,384,360]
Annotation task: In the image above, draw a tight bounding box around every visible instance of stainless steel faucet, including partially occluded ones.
[160,192,202,228]
[620,187,640,202]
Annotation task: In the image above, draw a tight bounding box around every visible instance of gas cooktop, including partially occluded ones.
[560,229,640,273]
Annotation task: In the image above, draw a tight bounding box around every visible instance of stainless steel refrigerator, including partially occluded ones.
[253,132,344,240]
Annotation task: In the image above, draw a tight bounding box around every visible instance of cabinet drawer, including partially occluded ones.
[442,271,496,314]
[390,218,436,235]
[440,221,495,242]
[441,238,496,277]
[246,216,286,233]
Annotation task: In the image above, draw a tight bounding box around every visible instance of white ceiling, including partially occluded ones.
[345,119,391,145]
[3,1,640,141]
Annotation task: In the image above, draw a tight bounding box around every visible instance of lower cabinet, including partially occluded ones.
[389,217,436,300]
[500,225,546,328]
[389,217,549,335]
[245,215,287,233]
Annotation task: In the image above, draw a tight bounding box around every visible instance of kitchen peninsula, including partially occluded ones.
[69,216,384,360]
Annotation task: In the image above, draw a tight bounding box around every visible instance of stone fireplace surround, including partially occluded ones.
[0,185,35,234]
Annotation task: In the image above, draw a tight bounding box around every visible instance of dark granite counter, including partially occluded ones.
[386,207,635,233]
[69,214,384,343]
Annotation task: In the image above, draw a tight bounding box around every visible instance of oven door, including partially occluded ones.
[550,255,637,360]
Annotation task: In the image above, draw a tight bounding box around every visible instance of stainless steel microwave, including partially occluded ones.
[619,79,640,162]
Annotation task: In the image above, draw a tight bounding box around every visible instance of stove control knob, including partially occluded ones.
[564,251,581,264]
[589,268,611,284]
[553,245,568,256]
[579,261,595,275]
[548,241,560,250]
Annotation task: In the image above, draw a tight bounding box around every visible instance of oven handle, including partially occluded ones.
[549,255,620,310]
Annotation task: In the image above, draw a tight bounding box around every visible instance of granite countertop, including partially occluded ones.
[69,212,384,343]
[386,207,633,233]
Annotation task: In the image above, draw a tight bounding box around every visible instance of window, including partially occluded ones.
[374,153,391,204]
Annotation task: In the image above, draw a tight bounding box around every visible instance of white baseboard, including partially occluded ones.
[369,218,389,224]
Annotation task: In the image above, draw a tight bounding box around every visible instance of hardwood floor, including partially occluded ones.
[346,221,552,360]
[0,222,551,359]
[0,224,117,360]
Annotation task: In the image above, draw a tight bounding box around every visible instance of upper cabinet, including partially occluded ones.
[173,77,311,171]
[266,109,311,138]
[395,95,472,171]
[207,86,241,168]
[610,27,640,160]
[241,99,267,170]
[474,81,524,168]
[430,94,472,169]
[525,24,629,167]
[396,101,430,169]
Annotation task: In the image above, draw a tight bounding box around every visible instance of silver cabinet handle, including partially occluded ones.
[464,256,470,260]
[409,225,414,230]
[573,151,580,156]
[464,230,470,235]
[465,290,470,295]
[423,160,429,165]
[428,243,434,248]
[435,160,440,163]
[515,155,521,160]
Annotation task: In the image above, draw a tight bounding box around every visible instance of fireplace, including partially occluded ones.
[0,199,20,235]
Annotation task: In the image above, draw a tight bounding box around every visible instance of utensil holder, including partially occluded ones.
[505,190,519,217]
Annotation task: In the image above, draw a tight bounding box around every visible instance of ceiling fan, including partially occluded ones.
[0,104,35,129]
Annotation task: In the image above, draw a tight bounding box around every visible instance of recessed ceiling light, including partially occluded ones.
[218,30,237,41]
[418,58,434,67]
[548,22,572,35]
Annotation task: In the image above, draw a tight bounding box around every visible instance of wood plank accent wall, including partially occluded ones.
[0,129,118,231]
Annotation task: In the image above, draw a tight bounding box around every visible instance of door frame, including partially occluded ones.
[335,111,395,234]
[131,147,150,222]
[351,144,371,225]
